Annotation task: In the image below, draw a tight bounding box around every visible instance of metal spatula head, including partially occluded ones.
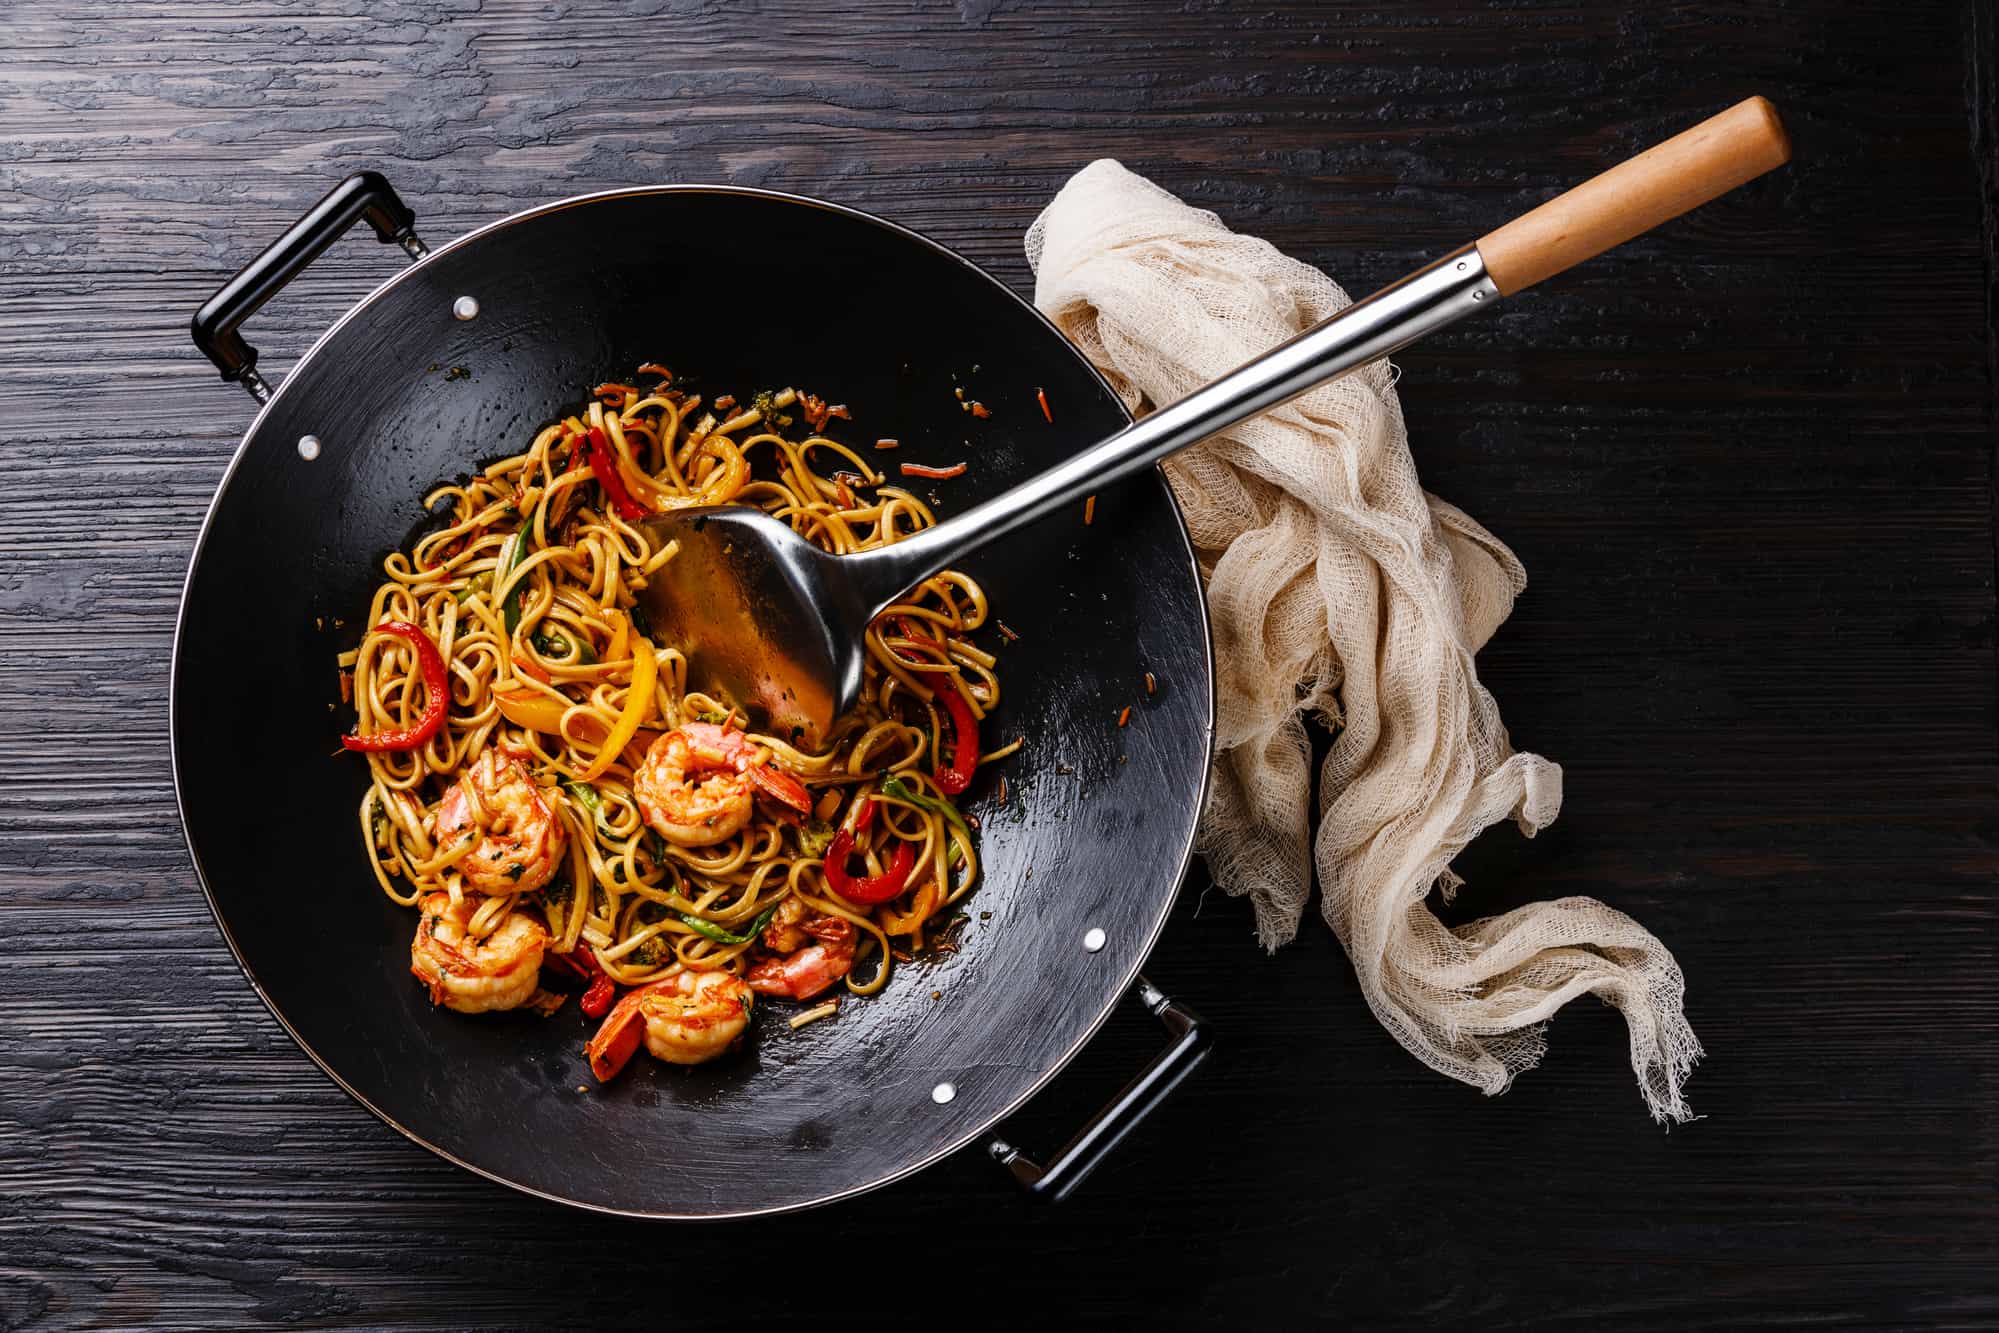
[636,507,884,749]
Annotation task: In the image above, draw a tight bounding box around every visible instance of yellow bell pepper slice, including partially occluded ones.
[495,688,595,739]
[603,606,630,665]
[578,632,656,781]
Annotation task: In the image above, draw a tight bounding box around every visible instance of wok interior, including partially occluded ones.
[175,190,1211,1215]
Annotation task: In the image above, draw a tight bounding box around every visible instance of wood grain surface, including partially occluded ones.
[1,0,1994,1327]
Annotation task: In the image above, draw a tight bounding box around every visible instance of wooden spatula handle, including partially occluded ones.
[1477,96,1791,296]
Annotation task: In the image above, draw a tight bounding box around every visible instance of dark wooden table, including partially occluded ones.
[3,1,1994,1327]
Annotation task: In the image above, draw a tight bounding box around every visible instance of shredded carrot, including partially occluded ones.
[1117,706,1131,728]
[1144,671,1156,695]
[1084,495,1097,525]
[800,393,850,433]
[338,671,353,704]
[593,382,638,399]
[874,438,900,450]
[997,621,1019,643]
[713,394,737,414]
[969,401,991,419]
[900,461,968,480]
[637,362,673,382]
[1037,387,1052,422]
[511,650,552,686]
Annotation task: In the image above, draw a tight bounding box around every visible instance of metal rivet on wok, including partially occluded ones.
[296,435,321,461]
[1457,259,1468,271]
[1083,927,1106,953]
[452,295,480,321]
[931,1082,956,1105]
[1472,289,1486,301]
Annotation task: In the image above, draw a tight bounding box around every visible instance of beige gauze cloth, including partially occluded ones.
[1027,161,1700,1122]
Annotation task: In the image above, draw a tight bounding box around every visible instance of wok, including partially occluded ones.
[174,175,1215,1217]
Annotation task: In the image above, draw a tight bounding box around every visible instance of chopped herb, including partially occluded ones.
[453,570,494,605]
[496,531,528,637]
[506,862,525,882]
[629,935,672,968]
[533,629,596,664]
[564,781,602,826]
[881,775,971,842]
[798,819,837,857]
[677,900,783,947]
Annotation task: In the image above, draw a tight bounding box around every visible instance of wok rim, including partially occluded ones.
[169,182,1217,1219]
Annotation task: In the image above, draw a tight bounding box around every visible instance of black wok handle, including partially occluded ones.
[190,171,428,405]
[985,975,1209,1202]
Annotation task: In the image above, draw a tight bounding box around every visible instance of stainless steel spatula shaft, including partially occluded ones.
[638,98,1791,746]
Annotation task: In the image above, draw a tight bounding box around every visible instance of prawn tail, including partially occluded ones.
[748,763,811,814]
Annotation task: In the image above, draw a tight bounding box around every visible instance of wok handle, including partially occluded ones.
[190,171,428,405]
[985,975,1210,1202]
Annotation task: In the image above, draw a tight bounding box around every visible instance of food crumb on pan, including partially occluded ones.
[789,1000,839,1030]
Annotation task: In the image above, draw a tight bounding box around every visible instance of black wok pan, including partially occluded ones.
[174,174,1214,1217]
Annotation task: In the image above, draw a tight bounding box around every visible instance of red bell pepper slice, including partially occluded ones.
[585,427,649,521]
[822,795,916,904]
[341,621,449,752]
[934,684,979,795]
[884,618,980,796]
[548,946,617,1018]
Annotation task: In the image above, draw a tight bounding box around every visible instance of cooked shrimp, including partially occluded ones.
[747,911,856,1001]
[585,968,754,1078]
[410,891,549,1013]
[762,895,812,953]
[433,748,566,894]
[634,722,812,848]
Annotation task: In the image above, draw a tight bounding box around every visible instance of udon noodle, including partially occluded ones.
[338,370,1012,1076]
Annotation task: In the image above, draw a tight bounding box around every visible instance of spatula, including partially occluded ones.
[638,97,1791,747]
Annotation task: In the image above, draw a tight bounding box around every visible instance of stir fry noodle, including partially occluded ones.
[339,373,1011,1079]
